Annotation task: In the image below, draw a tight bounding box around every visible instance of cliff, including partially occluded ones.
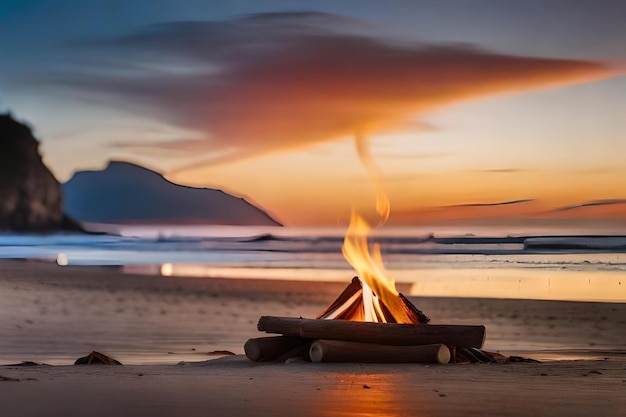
[0,113,80,232]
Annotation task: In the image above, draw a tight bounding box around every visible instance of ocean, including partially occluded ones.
[1,224,625,303]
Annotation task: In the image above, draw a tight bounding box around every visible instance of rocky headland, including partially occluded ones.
[0,113,80,232]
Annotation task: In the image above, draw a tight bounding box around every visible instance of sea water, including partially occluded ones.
[1,224,625,302]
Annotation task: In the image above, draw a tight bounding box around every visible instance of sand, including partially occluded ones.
[1,259,625,416]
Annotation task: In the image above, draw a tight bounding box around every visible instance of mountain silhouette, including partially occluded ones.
[62,161,281,226]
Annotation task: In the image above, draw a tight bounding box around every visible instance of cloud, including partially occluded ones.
[555,199,626,212]
[390,198,538,223]
[445,199,535,208]
[43,12,617,171]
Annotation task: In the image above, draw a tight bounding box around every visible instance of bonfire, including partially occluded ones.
[245,209,494,364]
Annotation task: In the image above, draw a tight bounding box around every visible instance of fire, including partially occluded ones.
[341,211,399,322]
[317,134,429,324]
[338,210,425,324]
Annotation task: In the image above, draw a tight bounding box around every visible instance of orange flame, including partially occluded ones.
[338,134,419,324]
[342,211,397,322]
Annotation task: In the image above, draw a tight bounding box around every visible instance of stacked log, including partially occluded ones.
[245,316,486,364]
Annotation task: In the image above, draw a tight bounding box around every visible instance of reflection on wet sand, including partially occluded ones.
[319,372,425,417]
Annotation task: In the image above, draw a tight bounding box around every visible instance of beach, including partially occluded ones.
[1,259,625,416]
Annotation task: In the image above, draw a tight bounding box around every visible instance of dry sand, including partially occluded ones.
[1,259,625,416]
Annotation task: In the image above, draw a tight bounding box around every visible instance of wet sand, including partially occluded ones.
[1,259,625,416]
[2,356,625,417]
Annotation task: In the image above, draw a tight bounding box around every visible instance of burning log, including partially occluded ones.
[316,276,365,320]
[244,336,311,362]
[258,316,486,348]
[309,340,450,364]
[247,277,486,364]
[316,277,430,324]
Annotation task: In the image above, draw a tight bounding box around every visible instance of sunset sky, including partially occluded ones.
[1,1,625,228]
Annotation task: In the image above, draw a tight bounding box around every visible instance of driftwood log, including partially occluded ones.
[244,336,311,362]
[258,316,485,348]
[309,340,450,364]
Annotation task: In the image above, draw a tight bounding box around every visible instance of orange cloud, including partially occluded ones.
[52,12,618,172]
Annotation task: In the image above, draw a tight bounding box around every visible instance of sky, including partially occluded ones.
[1,0,625,228]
